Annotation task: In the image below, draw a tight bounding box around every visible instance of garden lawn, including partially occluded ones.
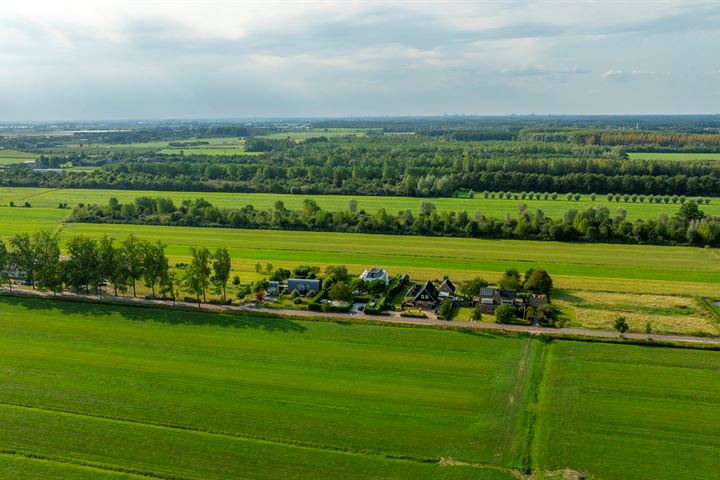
[535,341,720,480]
[0,296,532,479]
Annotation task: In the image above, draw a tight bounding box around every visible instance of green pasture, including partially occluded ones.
[629,152,720,161]
[257,128,372,140]
[0,187,716,220]
[57,223,720,292]
[536,341,720,480]
[0,199,718,297]
[0,296,526,479]
[34,136,255,156]
[0,150,39,165]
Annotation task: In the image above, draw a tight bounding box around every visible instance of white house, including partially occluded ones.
[359,267,389,285]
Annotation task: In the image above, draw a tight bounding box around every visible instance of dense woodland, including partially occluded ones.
[3,118,720,198]
[3,135,720,197]
[70,196,720,247]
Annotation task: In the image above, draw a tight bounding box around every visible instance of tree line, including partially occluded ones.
[69,196,720,247]
[4,134,720,197]
[0,232,232,306]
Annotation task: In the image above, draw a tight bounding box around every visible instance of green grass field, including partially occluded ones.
[0,187,716,220]
[629,152,720,161]
[536,341,720,480]
[0,296,529,479]
[257,128,372,140]
[0,150,39,165]
[1,296,718,479]
[35,136,257,156]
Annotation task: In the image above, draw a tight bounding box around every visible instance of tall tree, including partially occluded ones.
[185,247,211,303]
[66,235,99,293]
[143,241,169,298]
[212,247,232,302]
[96,235,117,295]
[0,239,9,292]
[33,231,62,294]
[120,234,145,297]
[9,233,37,288]
[523,269,554,299]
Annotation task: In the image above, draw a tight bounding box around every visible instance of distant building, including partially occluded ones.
[359,267,389,285]
[287,278,321,294]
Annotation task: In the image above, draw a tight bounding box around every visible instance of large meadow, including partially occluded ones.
[0,296,717,480]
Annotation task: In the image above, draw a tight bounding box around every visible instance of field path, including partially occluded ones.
[2,287,720,346]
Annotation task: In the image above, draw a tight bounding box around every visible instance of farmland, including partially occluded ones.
[0,150,38,165]
[1,187,717,220]
[628,152,720,161]
[0,296,718,479]
[0,296,529,479]
[34,137,257,156]
[536,341,720,480]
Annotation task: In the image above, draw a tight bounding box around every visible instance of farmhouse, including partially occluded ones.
[437,278,456,298]
[475,288,518,313]
[359,267,389,285]
[405,281,440,308]
[286,278,321,294]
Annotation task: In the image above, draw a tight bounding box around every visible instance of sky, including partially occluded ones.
[1,0,719,120]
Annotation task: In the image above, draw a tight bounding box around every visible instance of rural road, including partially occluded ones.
[3,287,720,346]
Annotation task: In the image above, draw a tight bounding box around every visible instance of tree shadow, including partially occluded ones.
[1,295,307,334]
[553,289,584,303]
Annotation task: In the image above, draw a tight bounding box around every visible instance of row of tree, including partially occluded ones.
[70,197,720,247]
[4,134,720,196]
[0,232,232,306]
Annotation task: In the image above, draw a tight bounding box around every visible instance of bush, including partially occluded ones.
[293,297,302,305]
[400,311,427,318]
[290,289,300,298]
[437,298,454,320]
[308,302,322,311]
[495,304,516,324]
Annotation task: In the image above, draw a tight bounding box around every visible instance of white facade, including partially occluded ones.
[359,267,389,285]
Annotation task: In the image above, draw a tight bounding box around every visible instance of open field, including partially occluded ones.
[257,127,373,140]
[0,296,529,479]
[1,296,719,479]
[0,150,39,164]
[629,152,720,161]
[34,137,257,156]
[0,187,717,219]
[554,290,720,336]
[536,341,720,480]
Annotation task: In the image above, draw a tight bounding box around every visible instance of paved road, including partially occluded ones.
[3,287,720,346]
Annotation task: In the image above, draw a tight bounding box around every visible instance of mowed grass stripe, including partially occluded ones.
[0,451,159,480]
[0,296,532,469]
[0,404,513,480]
[535,341,720,480]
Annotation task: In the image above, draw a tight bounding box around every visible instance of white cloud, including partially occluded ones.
[0,0,717,118]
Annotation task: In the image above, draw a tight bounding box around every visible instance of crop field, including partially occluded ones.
[257,127,373,140]
[1,296,719,479]
[1,187,717,220]
[535,341,720,480]
[628,152,720,161]
[0,296,531,479]
[34,137,257,156]
[0,149,39,164]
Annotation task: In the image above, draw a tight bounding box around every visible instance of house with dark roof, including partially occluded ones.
[404,281,440,308]
[287,278,321,294]
[438,279,456,298]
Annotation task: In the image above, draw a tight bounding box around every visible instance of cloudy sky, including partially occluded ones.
[1,0,719,120]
